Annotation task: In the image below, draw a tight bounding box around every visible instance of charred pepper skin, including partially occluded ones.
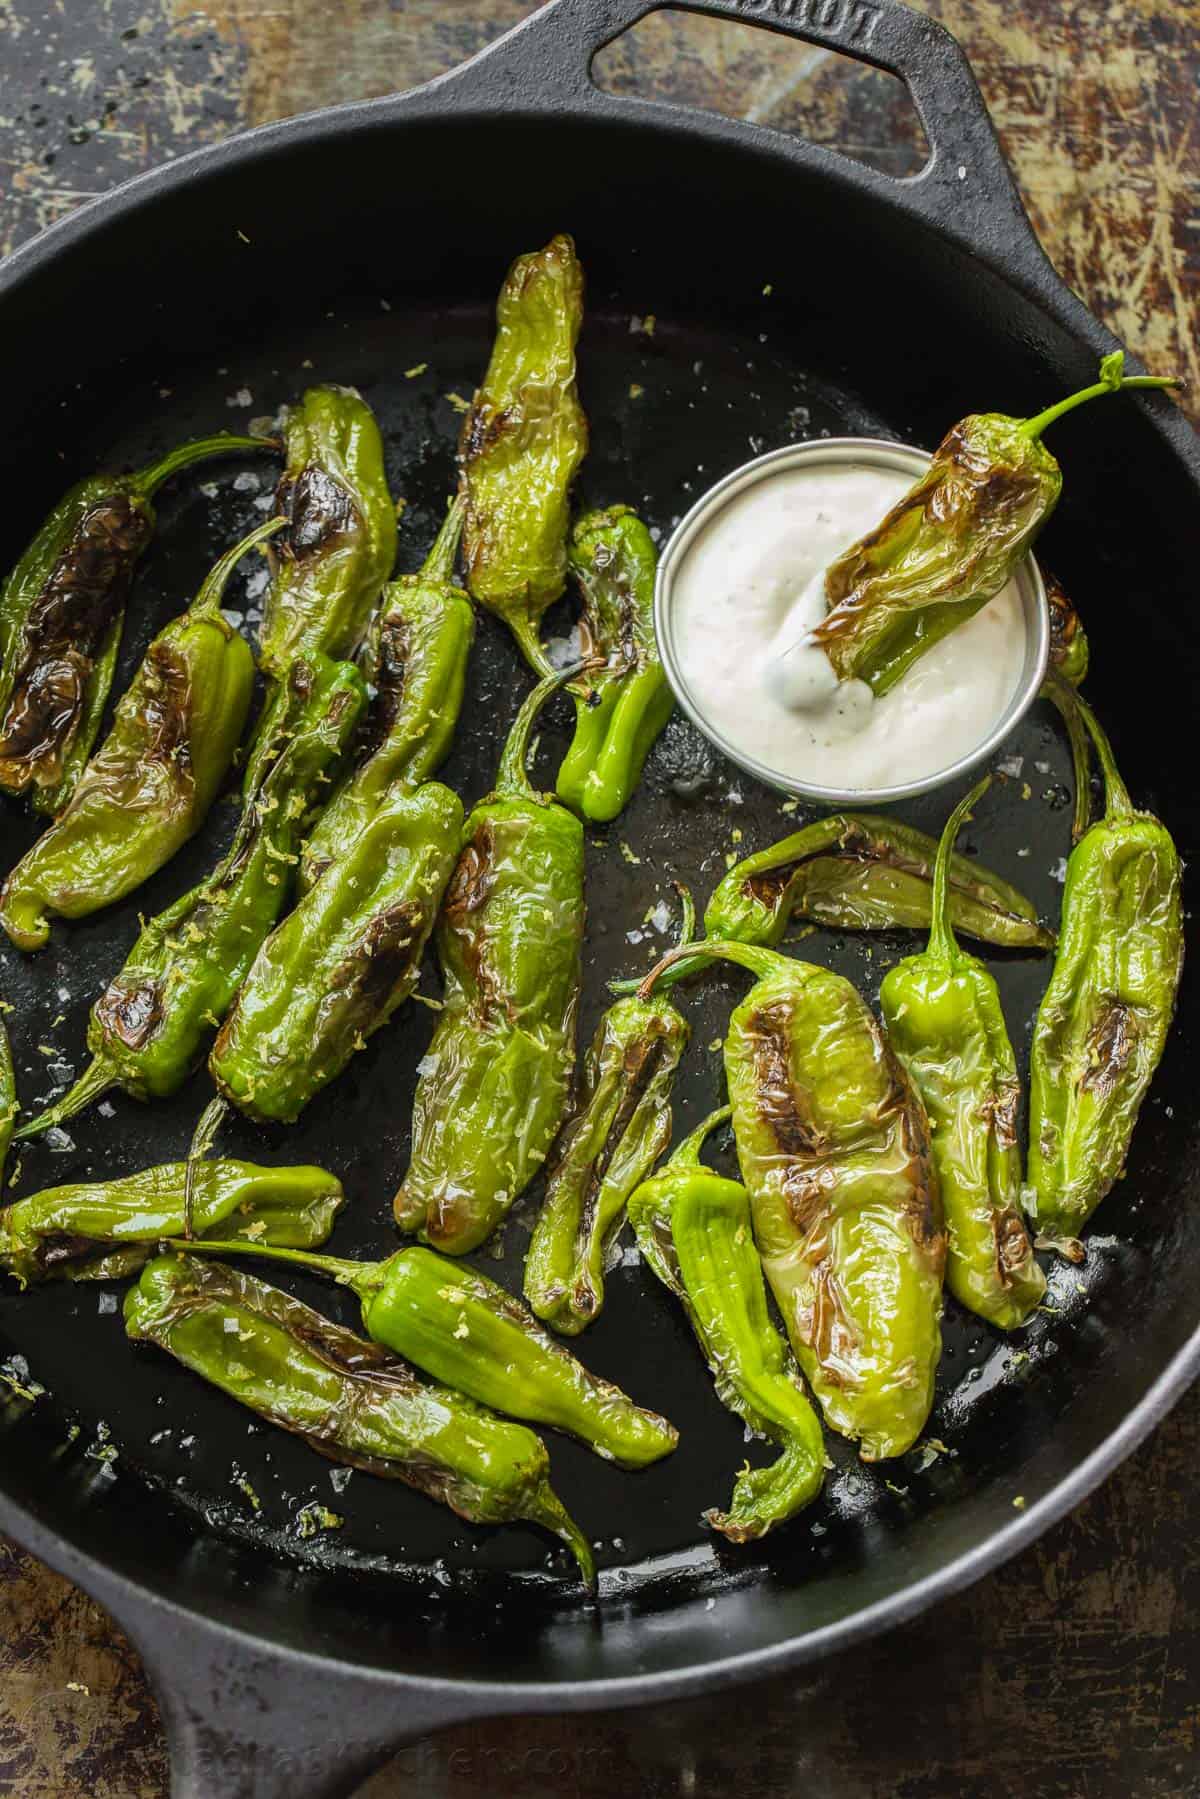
[459,235,588,676]
[1042,583,1093,843]
[211,780,463,1123]
[1028,695,1183,1240]
[813,355,1179,695]
[524,989,688,1336]
[299,500,475,891]
[616,814,1053,997]
[0,1158,343,1288]
[642,941,945,1462]
[125,1254,594,1583]
[628,1107,826,1540]
[162,1236,677,1468]
[0,433,271,816]
[880,779,1044,1330]
[243,386,396,794]
[394,669,585,1256]
[0,518,278,953]
[555,507,673,825]
[15,653,366,1140]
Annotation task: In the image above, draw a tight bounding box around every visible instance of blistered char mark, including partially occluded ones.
[442,824,508,1023]
[278,465,359,558]
[572,1029,670,1269]
[358,617,410,758]
[139,643,194,770]
[1080,999,1139,1097]
[886,1052,943,1261]
[94,979,165,1053]
[747,1001,823,1161]
[333,901,424,1007]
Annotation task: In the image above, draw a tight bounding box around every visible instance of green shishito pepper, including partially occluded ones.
[459,235,589,676]
[158,1236,676,1468]
[641,941,945,1462]
[299,499,475,891]
[0,518,278,953]
[524,890,693,1335]
[615,812,1053,997]
[0,433,271,817]
[1042,583,1093,844]
[211,780,463,1123]
[880,779,1044,1329]
[555,507,673,825]
[15,653,366,1141]
[0,1012,14,1187]
[125,1254,594,1583]
[243,386,396,794]
[0,1158,343,1287]
[394,669,585,1256]
[812,354,1179,696]
[1028,694,1183,1240]
[628,1107,826,1540]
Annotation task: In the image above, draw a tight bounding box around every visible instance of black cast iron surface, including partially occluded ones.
[0,0,1198,1792]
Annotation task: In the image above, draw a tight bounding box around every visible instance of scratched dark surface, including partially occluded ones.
[0,2,1198,1795]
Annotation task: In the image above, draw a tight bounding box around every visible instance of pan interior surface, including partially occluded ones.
[0,103,1197,1689]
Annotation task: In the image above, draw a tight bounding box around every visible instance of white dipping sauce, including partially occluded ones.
[671,460,1028,793]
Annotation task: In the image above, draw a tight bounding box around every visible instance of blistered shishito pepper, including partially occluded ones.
[211,780,463,1123]
[1028,694,1183,1240]
[524,891,693,1335]
[1042,580,1093,843]
[243,387,395,792]
[15,654,365,1140]
[0,1014,13,1187]
[813,355,1178,695]
[555,507,673,824]
[125,1254,594,1583]
[641,940,945,1461]
[880,779,1044,1329]
[394,669,585,1255]
[161,1236,676,1467]
[0,519,276,952]
[300,500,474,890]
[616,813,1053,997]
[628,1107,826,1539]
[0,433,270,816]
[0,1158,342,1287]
[459,236,588,675]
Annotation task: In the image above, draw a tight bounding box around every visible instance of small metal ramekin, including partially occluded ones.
[654,437,1050,807]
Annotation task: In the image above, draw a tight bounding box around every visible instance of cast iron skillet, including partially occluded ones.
[0,2,1197,1793]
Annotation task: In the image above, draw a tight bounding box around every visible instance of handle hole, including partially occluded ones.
[592,7,929,176]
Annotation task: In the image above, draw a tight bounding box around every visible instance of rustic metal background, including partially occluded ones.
[0,2,1197,1794]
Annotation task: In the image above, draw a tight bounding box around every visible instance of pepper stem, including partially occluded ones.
[608,884,699,997]
[183,1095,229,1240]
[420,496,466,586]
[637,939,789,1000]
[1019,352,1181,442]
[1074,691,1133,821]
[528,1487,596,1589]
[12,1055,115,1141]
[193,516,286,615]
[494,665,581,799]
[133,433,278,498]
[507,614,557,682]
[928,775,990,964]
[1041,673,1093,841]
[161,1235,383,1301]
[669,1105,733,1170]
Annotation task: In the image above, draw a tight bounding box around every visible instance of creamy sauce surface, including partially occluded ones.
[672,461,1028,792]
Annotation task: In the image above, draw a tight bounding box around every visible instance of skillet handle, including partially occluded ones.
[448,0,1038,251]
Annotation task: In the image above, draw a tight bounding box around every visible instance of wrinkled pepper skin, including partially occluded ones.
[300,500,474,890]
[1028,696,1183,1239]
[643,940,945,1461]
[813,356,1177,695]
[1042,581,1093,842]
[524,992,688,1335]
[0,519,276,952]
[0,1014,13,1187]
[212,780,463,1123]
[0,1158,343,1287]
[459,235,588,675]
[394,669,585,1255]
[173,1236,677,1468]
[628,1107,826,1540]
[880,779,1044,1329]
[555,507,673,824]
[126,1254,594,1582]
[16,654,365,1140]
[0,433,270,816]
